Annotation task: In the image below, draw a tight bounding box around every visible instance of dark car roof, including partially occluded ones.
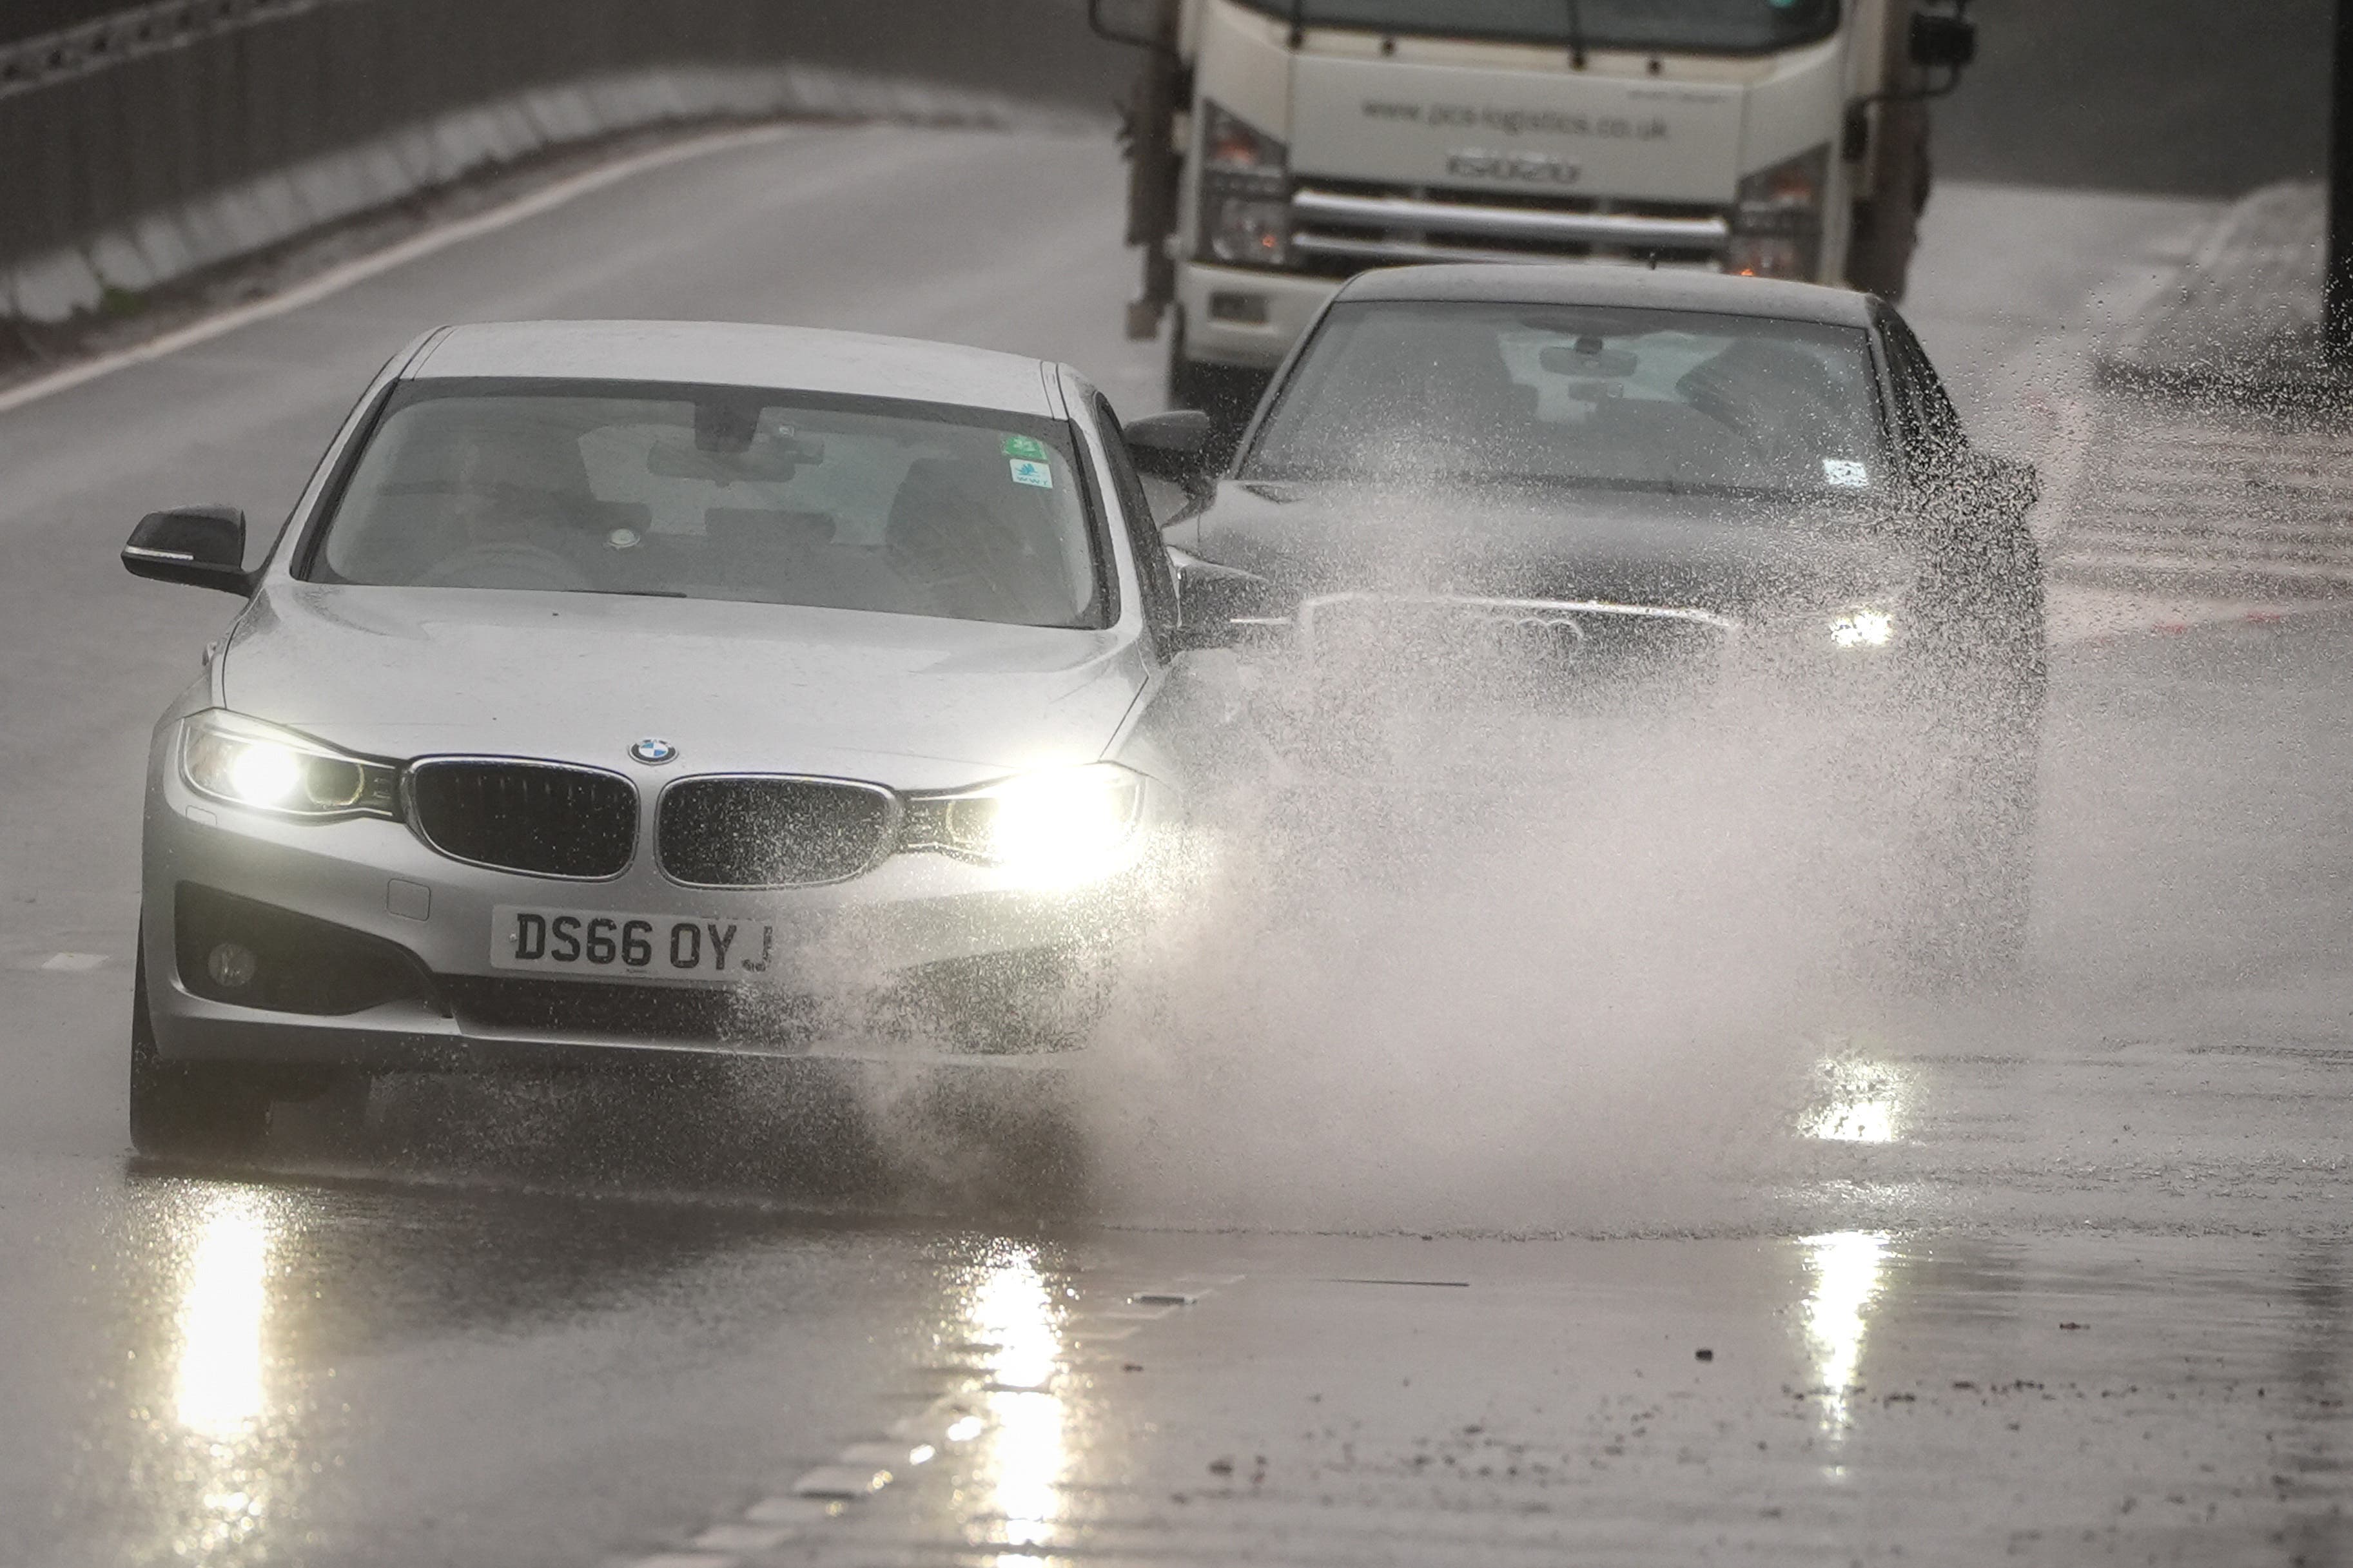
[1333,264,1879,328]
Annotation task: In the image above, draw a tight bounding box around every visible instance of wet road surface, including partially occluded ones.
[1,123,2349,1565]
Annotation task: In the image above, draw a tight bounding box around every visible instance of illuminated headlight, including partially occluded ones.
[917,764,1147,882]
[181,710,399,818]
[1828,608,1896,649]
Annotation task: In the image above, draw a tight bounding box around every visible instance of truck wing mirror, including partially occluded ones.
[122,507,253,595]
[1089,0,1178,54]
[1908,12,1977,70]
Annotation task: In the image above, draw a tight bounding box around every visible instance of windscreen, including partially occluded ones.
[1241,300,1890,502]
[309,380,1109,628]
[1223,0,1840,53]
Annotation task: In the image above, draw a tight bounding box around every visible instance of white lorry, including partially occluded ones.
[1090,0,1976,420]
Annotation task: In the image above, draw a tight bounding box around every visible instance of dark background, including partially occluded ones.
[1933,0,2336,195]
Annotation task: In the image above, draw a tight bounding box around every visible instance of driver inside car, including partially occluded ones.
[412,414,605,591]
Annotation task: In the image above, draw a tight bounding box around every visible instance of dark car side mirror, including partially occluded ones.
[122,507,253,595]
[1909,12,1977,70]
[1169,546,1285,652]
[1124,410,1216,496]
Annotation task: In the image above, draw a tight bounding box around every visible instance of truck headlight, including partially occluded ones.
[1198,101,1291,268]
[912,764,1147,882]
[1727,144,1828,280]
[181,710,400,818]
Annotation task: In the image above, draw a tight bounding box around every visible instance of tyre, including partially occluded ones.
[129,950,271,1159]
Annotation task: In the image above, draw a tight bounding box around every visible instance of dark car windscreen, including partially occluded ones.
[1241,300,1891,503]
[1224,0,1839,53]
[307,379,1110,629]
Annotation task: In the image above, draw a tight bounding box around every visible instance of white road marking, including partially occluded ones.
[624,1275,1241,1562]
[687,1524,796,1553]
[740,1496,841,1527]
[789,1463,893,1499]
[0,122,803,420]
[41,953,106,971]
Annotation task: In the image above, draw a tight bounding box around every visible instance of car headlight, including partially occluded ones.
[181,710,400,818]
[910,763,1147,882]
[1727,144,1828,280]
[1828,607,1897,650]
[1198,101,1291,268]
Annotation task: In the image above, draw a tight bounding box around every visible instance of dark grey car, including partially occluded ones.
[1153,264,2046,971]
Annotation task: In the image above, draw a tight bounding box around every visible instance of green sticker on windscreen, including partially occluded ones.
[1002,434,1051,461]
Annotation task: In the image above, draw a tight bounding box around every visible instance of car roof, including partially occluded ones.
[410,321,1060,414]
[1333,264,1879,327]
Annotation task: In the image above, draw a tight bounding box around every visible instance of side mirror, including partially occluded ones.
[122,507,252,595]
[1909,12,1977,70]
[1169,546,1284,651]
[1124,410,1216,495]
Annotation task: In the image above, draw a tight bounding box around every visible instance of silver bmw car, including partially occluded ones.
[120,321,1218,1157]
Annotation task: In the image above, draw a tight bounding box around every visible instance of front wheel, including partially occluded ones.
[130,951,271,1159]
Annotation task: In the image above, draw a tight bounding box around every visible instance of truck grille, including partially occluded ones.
[409,760,638,879]
[657,776,899,888]
[1289,180,1728,276]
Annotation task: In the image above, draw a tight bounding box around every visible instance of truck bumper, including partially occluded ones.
[1178,262,1340,373]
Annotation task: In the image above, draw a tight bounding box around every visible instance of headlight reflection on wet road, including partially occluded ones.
[957,1245,1069,1560]
[166,1185,286,1562]
[1801,1230,1891,1463]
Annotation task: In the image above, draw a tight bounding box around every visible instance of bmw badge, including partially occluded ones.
[629,738,678,766]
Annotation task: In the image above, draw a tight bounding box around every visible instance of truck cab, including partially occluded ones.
[1095,0,1973,423]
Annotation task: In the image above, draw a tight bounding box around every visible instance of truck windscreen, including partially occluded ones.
[1227,0,1840,54]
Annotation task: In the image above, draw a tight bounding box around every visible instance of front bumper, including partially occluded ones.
[142,756,1156,1074]
[1177,262,1340,372]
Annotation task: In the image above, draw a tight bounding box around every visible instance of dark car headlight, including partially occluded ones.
[181,710,400,819]
[1828,606,1897,650]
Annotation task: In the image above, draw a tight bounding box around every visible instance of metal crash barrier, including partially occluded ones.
[0,0,1118,324]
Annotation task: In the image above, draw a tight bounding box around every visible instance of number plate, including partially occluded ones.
[493,905,777,980]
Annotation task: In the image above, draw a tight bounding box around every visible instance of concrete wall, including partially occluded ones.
[0,0,1129,324]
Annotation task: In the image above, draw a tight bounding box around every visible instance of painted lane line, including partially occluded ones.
[837,1439,935,1469]
[886,1394,982,1443]
[687,1524,796,1554]
[41,952,107,971]
[0,121,802,420]
[623,1273,1244,1563]
[741,1496,841,1527]
[789,1464,895,1500]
